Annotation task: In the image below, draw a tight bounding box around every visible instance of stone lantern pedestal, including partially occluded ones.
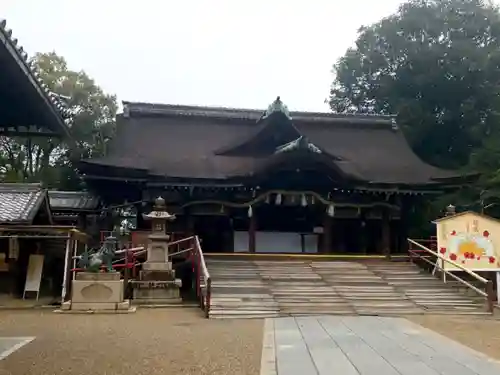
[131,197,182,305]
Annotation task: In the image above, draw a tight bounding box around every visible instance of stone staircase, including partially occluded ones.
[368,262,487,315]
[206,258,490,319]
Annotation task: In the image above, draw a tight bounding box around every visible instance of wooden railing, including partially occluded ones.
[407,238,495,313]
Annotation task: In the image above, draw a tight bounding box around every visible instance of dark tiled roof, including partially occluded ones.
[48,191,100,211]
[0,19,73,136]
[80,100,460,185]
[0,183,48,224]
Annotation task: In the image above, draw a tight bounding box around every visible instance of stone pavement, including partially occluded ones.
[260,316,500,375]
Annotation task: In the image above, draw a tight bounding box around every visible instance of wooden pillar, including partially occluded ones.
[322,214,332,254]
[61,234,73,303]
[187,212,195,237]
[135,203,145,230]
[398,197,410,253]
[381,208,391,259]
[359,210,367,254]
[77,213,87,230]
[248,214,256,253]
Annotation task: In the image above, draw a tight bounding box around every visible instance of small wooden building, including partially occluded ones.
[78,98,469,255]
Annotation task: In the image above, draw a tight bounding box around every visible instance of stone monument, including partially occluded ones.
[131,197,182,305]
[60,235,134,313]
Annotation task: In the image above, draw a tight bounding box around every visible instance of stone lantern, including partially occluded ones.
[131,196,182,305]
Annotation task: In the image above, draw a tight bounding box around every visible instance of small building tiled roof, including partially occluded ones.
[0,183,49,224]
[48,191,101,211]
[0,19,73,137]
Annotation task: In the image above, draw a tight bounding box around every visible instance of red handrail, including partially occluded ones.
[77,234,211,317]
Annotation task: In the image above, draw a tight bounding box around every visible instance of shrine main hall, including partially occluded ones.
[78,98,464,256]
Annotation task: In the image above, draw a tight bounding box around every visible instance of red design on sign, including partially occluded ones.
[439,247,446,254]
[483,230,490,237]
[489,256,496,264]
[450,253,457,261]
[451,230,457,235]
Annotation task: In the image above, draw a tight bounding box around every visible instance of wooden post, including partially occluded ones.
[359,209,367,254]
[381,209,391,260]
[496,272,500,308]
[322,214,332,254]
[398,197,410,253]
[248,214,256,253]
[61,234,73,303]
[187,212,195,237]
[486,279,495,313]
[77,213,87,230]
[123,250,129,299]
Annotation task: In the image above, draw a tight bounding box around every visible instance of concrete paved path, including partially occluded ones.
[260,316,500,375]
[0,337,35,361]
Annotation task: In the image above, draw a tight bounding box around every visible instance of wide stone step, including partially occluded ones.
[206,259,491,319]
[355,309,424,315]
[279,308,355,315]
[276,301,347,306]
[210,296,274,301]
[211,305,279,311]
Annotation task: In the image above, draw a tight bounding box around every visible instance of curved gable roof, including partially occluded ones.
[80,99,461,185]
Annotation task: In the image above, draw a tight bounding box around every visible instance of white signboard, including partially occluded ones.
[23,254,44,300]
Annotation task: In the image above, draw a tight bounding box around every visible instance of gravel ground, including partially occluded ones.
[0,309,263,375]
[408,313,500,361]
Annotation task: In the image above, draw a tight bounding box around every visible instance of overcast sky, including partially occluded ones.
[4,0,408,111]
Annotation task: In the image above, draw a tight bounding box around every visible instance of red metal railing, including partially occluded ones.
[82,234,211,317]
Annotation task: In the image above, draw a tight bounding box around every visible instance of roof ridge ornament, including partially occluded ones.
[275,135,322,154]
[261,96,292,121]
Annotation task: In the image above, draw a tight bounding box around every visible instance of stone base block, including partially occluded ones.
[76,272,121,281]
[139,270,177,281]
[58,299,133,313]
[132,279,182,289]
[142,262,172,271]
[61,301,71,311]
[133,285,181,302]
[133,298,183,306]
[72,302,118,311]
[71,279,124,303]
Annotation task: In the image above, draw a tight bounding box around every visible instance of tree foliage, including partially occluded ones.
[330,0,500,169]
[0,52,117,189]
[329,0,500,213]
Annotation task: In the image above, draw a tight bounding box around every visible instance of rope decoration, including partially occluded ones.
[180,189,399,210]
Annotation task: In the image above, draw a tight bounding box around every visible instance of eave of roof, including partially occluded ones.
[48,190,101,211]
[0,19,73,138]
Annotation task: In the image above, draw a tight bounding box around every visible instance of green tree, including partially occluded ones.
[0,52,117,189]
[329,0,500,171]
